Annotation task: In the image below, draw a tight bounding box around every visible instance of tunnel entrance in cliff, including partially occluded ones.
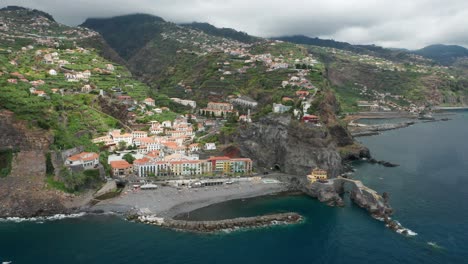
[273,164,281,172]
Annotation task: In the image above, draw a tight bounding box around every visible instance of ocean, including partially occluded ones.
[1,111,467,264]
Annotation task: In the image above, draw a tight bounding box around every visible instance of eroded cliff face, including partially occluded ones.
[236,114,344,177]
[0,110,68,217]
[235,91,368,178]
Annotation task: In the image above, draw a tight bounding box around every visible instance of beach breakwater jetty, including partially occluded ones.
[351,121,415,137]
[129,212,303,233]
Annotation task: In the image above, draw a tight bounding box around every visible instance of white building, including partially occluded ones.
[65,152,100,170]
[132,131,148,139]
[109,130,133,146]
[162,120,172,128]
[273,103,292,114]
[144,98,155,107]
[204,143,217,150]
[171,98,197,108]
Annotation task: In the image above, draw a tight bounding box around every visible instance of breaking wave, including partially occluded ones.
[0,212,87,223]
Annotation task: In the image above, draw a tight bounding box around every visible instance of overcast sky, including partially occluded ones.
[3,0,468,49]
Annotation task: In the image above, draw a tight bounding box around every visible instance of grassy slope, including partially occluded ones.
[308,46,468,109]
[153,42,328,115]
[0,46,151,151]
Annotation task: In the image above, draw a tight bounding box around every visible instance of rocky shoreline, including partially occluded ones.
[0,174,411,235]
[350,121,415,137]
[128,212,303,233]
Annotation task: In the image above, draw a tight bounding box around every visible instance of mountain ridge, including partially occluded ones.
[413,44,468,65]
[180,22,259,43]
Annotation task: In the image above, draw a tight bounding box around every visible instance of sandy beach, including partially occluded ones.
[92,179,289,218]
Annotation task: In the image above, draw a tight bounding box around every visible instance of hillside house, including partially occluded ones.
[188,143,200,152]
[106,64,115,71]
[81,84,93,93]
[201,102,237,117]
[302,114,319,124]
[307,168,328,183]
[239,114,252,123]
[110,160,133,177]
[117,95,134,105]
[357,101,380,111]
[162,120,172,128]
[204,143,217,151]
[296,90,310,99]
[171,98,197,108]
[132,131,148,139]
[144,98,155,107]
[230,96,258,108]
[109,130,133,146]
[65,152,100,170]
[273,103,292,113]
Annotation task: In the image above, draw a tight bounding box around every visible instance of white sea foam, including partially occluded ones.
[427,241,443,249]
[0,212,86,223]
[393,221,417,236]
[397,228,418,236]
[384,219,417,236]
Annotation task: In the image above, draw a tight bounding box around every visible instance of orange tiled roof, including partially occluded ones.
[134,157,150,165]
[110,160,132,169]
[67,152,99,162]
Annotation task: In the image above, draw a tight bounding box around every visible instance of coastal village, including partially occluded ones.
[0,6,443,205]
[1,6,458,239]
[0,8,333,188]
[4,4,468,264]
[0,7,433,190]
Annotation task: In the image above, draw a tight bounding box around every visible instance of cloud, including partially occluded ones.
[3,0,468,49]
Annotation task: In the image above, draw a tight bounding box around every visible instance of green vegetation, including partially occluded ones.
[99,151,111,176]
[0,45,154,151]
[45,175,71,193]
[0,149,15,178]
[197,134,219,145]
[45,152,55,176]
[47,168,103,193]
[182,22,258,43]
[122,153,135,164]
[94,188,123,201]
[81,14,167,59]
[331,85,362,113]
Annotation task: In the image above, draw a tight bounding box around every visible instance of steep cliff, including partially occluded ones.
[234,91,368,178]
[235,114,344,177]
[0,110,68,217]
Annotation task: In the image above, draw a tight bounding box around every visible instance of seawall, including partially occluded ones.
[350,121,415,137]
[130,212,303,233]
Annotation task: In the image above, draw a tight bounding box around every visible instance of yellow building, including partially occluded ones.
[307,168,328,183]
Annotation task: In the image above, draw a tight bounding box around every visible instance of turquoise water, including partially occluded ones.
[1,111,467,264]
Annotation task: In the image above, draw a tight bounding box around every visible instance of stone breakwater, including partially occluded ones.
[351,121,415,137]
[129,212,303,233]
